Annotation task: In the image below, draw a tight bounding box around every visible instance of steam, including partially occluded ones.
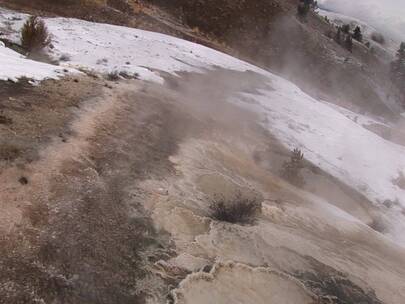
[318,0,405,43]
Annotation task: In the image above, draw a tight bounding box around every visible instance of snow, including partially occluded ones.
[234,83,405,207]
[0,10,75,82]
[0,42,70,82]
[1,8,405,243]
[322,100,391,128]
[318,0,405,45]
[317,9,399,58]
[1,6,404,207]
[45,17,256,83]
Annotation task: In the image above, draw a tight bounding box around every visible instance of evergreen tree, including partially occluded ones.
[335,27,342,44]
[391,42,405,106]
[391,43,405,83]
[345,35,353,52]
[397,42,405,60]
[280,149,305,187]
[353,26,363,42]
[297,0,316,19]
[297,3,308,17]
[341,24,350,34]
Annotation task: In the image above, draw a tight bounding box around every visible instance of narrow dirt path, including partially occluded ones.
[0,77,192,303]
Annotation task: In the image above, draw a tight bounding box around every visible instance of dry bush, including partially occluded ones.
[209,192,262,225]
[106,71,120,81]
[21,16,51,52]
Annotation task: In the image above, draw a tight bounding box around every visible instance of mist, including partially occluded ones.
[318,0,405,43]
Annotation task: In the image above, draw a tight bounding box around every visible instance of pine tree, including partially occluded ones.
[353,26,363,42]
[280,149,305,187]
[297,3,308,17]
[341,24,350,34]
[335,27,342,44]
[391,42,405,106]
[397,42,405,61]
[391,43,405,83]
[345,35,353,52]
[297,0,316,19]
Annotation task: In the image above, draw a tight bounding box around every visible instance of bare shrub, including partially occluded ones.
[21,16,51,52]
[106,71,120,81]
[280,148,305,187]
[209,192,262,225]
[119,71,139,79]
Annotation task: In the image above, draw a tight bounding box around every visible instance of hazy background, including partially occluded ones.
[318,0,405,43]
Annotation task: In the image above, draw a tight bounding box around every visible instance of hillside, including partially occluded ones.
[0,0,401,116]
[0,2,405,304]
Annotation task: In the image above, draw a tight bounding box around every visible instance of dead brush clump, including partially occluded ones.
[209,191,262,225]
[106,71,120,81]
[21,16,51,52]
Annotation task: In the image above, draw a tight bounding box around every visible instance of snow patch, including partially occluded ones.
[43,17,256,83]
[0,43,70,82]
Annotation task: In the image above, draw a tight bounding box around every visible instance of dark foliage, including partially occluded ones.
[209,192,262,224]
[341,24,350,34]
[107,71,120,81]
[345,35,353,52]
[280,148,305,187]
[297,3,309,18]
[335,27,342,44]
[295,257,383,304]
[390,42,405,106]
[297,0,316,18]
[352,26,362,42]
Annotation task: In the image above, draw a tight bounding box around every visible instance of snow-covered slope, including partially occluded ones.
[1,8,405,243]
[46,18,259,83]
[0,41,69,82]
[317,9,398,58]
[43,16,405,228]
[318,0,405,44]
